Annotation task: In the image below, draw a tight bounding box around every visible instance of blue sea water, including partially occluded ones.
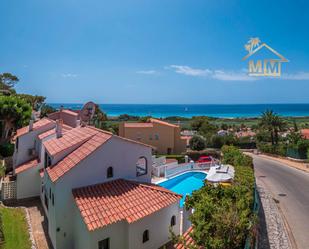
[159,172,207,207]
[49,103,309,118]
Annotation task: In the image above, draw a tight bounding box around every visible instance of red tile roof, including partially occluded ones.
[173,227,202,249]
[123,119,178,129]
[73,179,182,231]
[15,158,40,174]
[301,129,309,139]
[46,128,112,182]
[43,126,99,156]
[124,123,153,128]
[150,118,178,128]
[38,124,72,140]
[15,118,55,138]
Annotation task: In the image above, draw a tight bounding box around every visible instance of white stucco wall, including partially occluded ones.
[13,123,55,168]
[44,136,152,249]
[128,202,180,249]
[16,163,42,199]
[73,203,128,249]
[72,201,180,249]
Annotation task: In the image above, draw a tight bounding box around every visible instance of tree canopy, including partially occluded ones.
[0,96,32,142]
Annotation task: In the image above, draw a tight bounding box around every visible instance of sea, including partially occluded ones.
[49,103,309,118]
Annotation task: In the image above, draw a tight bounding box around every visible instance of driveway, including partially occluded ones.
[252,155,309,249]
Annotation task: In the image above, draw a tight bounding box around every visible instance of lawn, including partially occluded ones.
[0,206,31,249]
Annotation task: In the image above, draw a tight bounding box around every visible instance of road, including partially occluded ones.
[252,155,309,249]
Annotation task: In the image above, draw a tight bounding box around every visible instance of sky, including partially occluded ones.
[1,0,309,104]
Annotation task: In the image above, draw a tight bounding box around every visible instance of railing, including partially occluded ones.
[1,180,17,200]
[164,162,215,178]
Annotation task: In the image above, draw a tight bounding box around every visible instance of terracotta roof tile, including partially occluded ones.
[15,158,40,174]
[43,126,99,156]
[15,118,54,138]
[46,129,112,182]
[301,129,309,139]
[73,179,181,231]
[150,118,178,128]
[173,227,202,249]
[38,124,72,140]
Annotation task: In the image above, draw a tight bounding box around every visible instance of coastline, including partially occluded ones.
[49,103,309,119]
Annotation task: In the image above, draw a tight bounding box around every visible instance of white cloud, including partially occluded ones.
[168,65,211,76]
[61,73,78,78]
[168,65,255,81]
[280,72,309,80]
[136,70,157,75]
[212,70,257,81]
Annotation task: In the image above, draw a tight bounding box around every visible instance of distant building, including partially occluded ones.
[235,130,256,138]
[119,118,187,154]
[301,129,309,139]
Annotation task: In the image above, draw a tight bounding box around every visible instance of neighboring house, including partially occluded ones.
[48,108,80,128]
[301,129,309,139]
[119,118,187,154]
[13,114,182,249]
[235,130,256,138]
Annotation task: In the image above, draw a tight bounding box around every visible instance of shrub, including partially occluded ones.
[0,143,14,158]
[182,146,256,249]
[221,145,253,167]
[186,149,221,161]
[189,135,206,151]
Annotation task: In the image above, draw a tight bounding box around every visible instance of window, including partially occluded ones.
[149,134,153,140]
[49,188,51,199]
[171,215,176,227]
[107,167,113,178]
[98,238,110,249]
[143,230,149,243]
[16,137,19,150]
[136,157,147,176]
[155,134,159,140]
[44,193,48,210]
[44,152,52,169]
[52,193,54,206]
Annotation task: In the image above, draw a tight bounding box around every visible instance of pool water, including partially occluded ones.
[159,172,207,207]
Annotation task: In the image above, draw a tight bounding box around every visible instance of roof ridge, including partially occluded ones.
[150,118,178,127]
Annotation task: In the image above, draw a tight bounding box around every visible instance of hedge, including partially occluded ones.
[180,146,256,249]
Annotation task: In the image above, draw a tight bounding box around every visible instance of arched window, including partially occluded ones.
[136,157,147,176]
[142,230,149,243]
[107,167,113,178]
[171,215,176,227]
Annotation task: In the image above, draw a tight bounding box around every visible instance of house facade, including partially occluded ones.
[13,113,181,249]
[119,118,187,154]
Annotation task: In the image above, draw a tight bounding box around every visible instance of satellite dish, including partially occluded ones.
[80,101,96,124]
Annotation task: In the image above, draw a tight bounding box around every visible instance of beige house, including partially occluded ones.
[119,118,187,154]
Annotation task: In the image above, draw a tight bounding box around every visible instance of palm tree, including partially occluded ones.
[247,37,261,53]
[260,110,285,145]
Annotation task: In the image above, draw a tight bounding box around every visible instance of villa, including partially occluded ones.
[119,118,187,154]
[12,110,182,249]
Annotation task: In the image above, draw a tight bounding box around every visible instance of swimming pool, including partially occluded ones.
[158,172,207,207]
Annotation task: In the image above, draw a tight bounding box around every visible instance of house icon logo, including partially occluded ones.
[242,38,288,77]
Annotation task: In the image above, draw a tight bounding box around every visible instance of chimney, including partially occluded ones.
[29,120,34,132]
[60,105,64,112]
[56,119,63,138]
